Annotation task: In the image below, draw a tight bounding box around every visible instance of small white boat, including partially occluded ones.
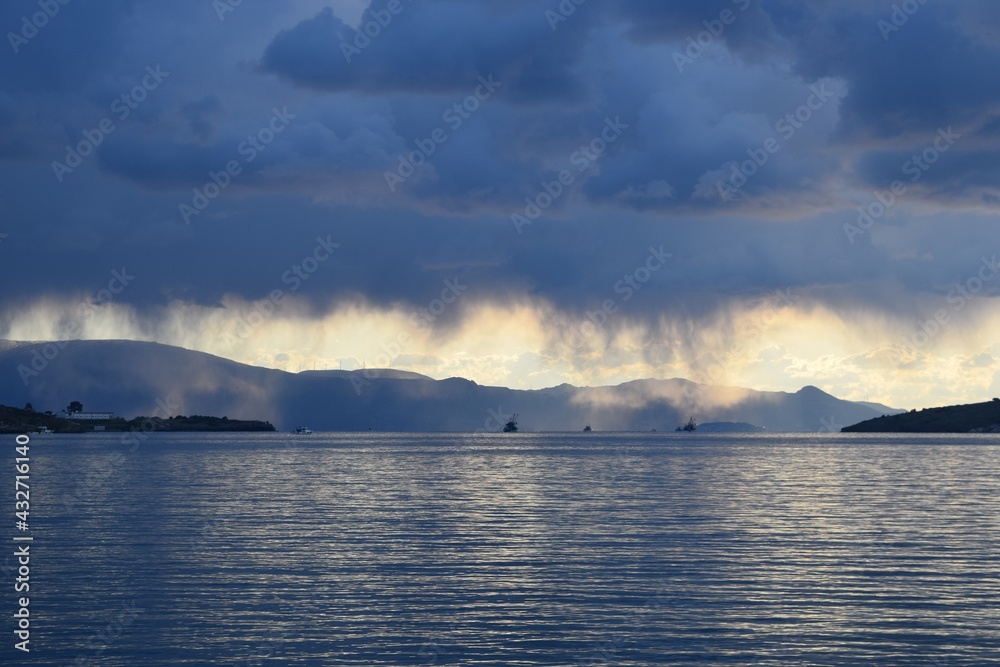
[292,426,313,434]
[38,426,54,434]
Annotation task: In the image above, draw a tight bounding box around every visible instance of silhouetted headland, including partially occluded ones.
[0,404,275,434]
[842,399,1000,433]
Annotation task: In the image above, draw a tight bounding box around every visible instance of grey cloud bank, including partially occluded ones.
[1,0,999,405]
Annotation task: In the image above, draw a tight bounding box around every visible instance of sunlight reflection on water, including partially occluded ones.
[16,432,1000,665]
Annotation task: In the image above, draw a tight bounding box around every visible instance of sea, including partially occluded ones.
[5,431,1000,666]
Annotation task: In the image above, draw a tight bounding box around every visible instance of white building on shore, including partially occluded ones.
[64,411,115,420]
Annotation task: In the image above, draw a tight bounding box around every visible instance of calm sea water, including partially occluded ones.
[5,432,1000,666]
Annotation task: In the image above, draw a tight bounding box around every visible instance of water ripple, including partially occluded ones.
[12,432,1000,666]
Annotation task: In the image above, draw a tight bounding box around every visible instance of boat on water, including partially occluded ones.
[583,424,592,432]
[38,426,53,434]
[676,416,697,432]
[503,414,519,433]
[292,426,313,434]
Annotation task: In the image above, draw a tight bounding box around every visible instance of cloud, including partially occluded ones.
[2,0,1000,409]
[7,287,1000,408]
[259,3,590,103]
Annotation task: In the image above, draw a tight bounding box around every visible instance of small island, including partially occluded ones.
[842,398,1000,433]
[0,402,275,434]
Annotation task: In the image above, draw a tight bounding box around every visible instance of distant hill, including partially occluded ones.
[842,399,1000,433]
[0,339,903,433]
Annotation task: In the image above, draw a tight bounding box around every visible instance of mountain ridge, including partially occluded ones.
[0,339,903,432]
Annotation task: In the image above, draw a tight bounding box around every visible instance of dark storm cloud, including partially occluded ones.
[613,0,786,61]
[762,2,1000,139]
[260,2,590,103]
[851,137,1000,205]
[0,0,141,95]
[1,0,999,335]
[180,95,226,143]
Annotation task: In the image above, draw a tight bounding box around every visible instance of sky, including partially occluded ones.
[1,0,999,409]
